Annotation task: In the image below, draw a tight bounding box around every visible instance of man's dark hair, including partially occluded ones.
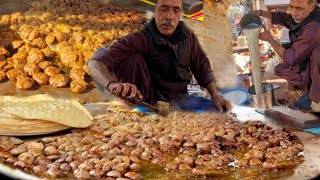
[156,0,183,5]
[308,0,316,4]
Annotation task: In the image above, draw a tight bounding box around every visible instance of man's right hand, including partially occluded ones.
[249,10,272,19]
[259,26,273,42]
[108,82,143,99]
[250,10,262,16]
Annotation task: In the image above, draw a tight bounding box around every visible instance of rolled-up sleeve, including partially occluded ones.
[283,22,320,66]
[189,31,215,87]
[90,32,148,71]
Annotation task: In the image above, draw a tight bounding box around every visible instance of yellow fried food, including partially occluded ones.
[49,73,68,88]
[6,69,25,81]
[16,75,35,90]
[32,72,49,85]
[70,80,87,93]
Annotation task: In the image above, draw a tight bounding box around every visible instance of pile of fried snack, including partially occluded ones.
[0,0,146,93]
[0,104,304,179]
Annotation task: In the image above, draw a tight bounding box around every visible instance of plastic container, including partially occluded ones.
[220,87,249,106]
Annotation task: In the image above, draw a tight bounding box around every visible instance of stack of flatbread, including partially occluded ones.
[0,94,93,135]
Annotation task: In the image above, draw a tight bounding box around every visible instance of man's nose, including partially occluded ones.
[166,8,175,20]
[291,8,298,16]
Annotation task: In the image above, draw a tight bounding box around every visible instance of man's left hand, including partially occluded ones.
[212,95,232,112]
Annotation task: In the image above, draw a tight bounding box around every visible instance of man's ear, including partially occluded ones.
[310,0,316,9]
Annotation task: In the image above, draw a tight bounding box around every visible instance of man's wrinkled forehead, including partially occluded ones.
[289,0,311,6]
[156,0,183,9]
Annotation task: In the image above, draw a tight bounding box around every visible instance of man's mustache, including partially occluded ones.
[292,15,301,21]
[161,19,174,27]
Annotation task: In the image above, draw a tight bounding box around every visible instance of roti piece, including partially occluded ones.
[0,117,69,135]
[1,94,93,128]
[0,102,22,119]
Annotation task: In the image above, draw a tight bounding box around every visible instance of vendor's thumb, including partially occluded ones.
[214,100,223,112]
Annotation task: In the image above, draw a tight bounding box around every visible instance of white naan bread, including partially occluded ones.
[0,117,69,135]
[0,94,93,128]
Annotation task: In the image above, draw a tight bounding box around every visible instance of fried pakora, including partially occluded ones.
[49,73,68,88]
[16,75,35,90]
[70,80,87,93]
[32,72,49,85]
[24,63,41,76]
[44,66,60,76]
[6,68,25,81]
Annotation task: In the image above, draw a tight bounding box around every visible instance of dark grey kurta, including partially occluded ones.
[92,19,215,103]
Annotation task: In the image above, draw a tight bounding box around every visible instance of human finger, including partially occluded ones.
[109,83,118,93]
[223,99,232,112]
[114,83,124,95]
[128,84,138,97]
[214,99,223,112]
[121,83,131,97]
[135,89,143,99]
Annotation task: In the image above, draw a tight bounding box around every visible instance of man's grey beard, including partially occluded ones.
[292,15,302,22]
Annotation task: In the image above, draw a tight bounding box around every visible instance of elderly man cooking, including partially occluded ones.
[87,0,231,112]
[252,0,320,112]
